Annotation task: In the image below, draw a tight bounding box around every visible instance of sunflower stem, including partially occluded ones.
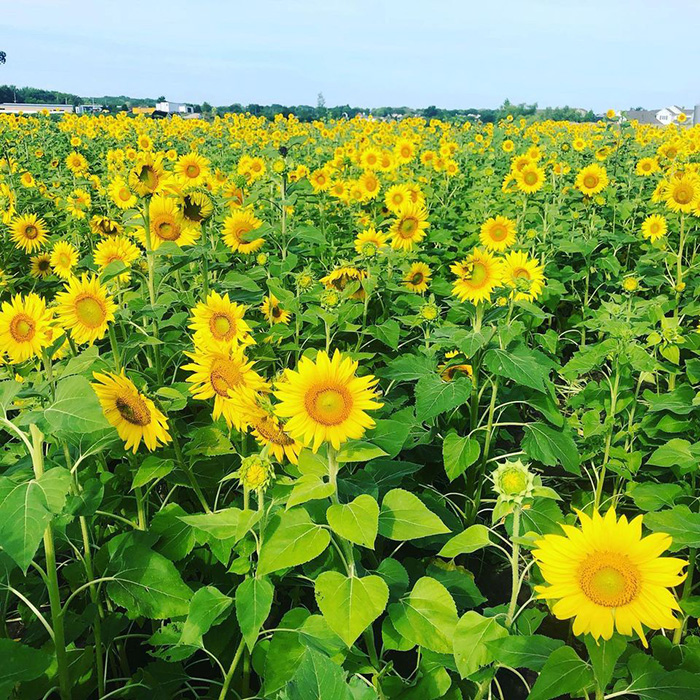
[673,547,695,644]
[505,507,521,628]
[218,636,246,700]
[141,196,163,384]
[594,368,620,511]
[108,323,121,373]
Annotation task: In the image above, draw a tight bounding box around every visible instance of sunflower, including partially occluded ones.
[222,209,265,254]
[11,213,49,252]
[273,350,383,452]
[189,291,252,349]
[451,248,503,305]
[92,371,171,453]
[108,177,138,210]
[94,237,141,281]
[142,195,199,250]
[359,148,381,170]
[0,293,55,363]
[244,399,303,464]
[309,168,332,192]
[403,262,431,293]
[30,253,52,279]
[180,191,213,224]
[479,215,517,251]
[534,508,686,646]
[50,241,79,280]
[66,188,92,219]
[575,164,609,197]
[385,184,412,213]
[261,294,291,325]
[65,151,88,174]
[174,152,210,187]
[514,163,545,194]
[390,202,430,251]
[90,215,124,237]
[641,214,667,242]
[354,227,387,256]
[663,173,700,213]
[55,274,117,345]
[320,266,367,300]
[502,251,545,301]
[358,171,381,200]
[635,157,659,177]
[183,347,268,430]
[129,152,167,196]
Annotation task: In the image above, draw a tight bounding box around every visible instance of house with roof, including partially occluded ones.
[625,105,694,126]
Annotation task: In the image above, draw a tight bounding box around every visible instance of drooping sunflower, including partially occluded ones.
[534,508,686,646]
[575,164,609,197]
[390,202,430,251]
[451,248,503,305]
[514,163,545,194]
[641,214,667,242]
[108,178,138,210]
[663,173,700,213]
[274,350,383,452]
[174,152,210,188]
[11,213,49,252]
[142,195,199,250]
[354,227,388,256]
[189,291,252,349]
[54,274,117,345]
[0,293,55,363]
[320,266,367,300]
[502,251,546,301]
[183,347,268,430]
[91,371,171,453]
[261,294,291,325]
[30,253,52,279]
[222,210,265,254]
[244,400,303,464]
[129,152,167,196]
[50,241,79,280]
[179,191,213,224]
[94,237,141,282]
[90,214,124,237]
[403,262,431,293]
[479,215,517,252]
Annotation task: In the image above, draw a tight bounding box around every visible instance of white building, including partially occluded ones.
[76,104,105,115]
[655,106,692,125]
[624,105,695,126]
[156,101,195,114]
[0,103,74,114]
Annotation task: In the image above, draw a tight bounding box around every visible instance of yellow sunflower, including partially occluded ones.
[55,274,117,345]
[11,213,49,252]
[575,164,609,197]
[502,251,546,301]
[514,163,545,194]
[142,195,199,250]
[480,215,517,252]
[534,508,686,646]
[320,266,367,300]
[66,188,92,219]
[403,262,431,293]
[635,158,659,177]
[641,214,667,242]
[189,291,252,349]
[663,173,700,213]
[451,248,503,305]
[50,241,79,280]
[0,293,55,363]
[183,347,268,431]
[90,215,124,237]
[354,227,388,256]
[129,152,167,196]
[179,191,213,224]
[358,171,381,200]
[273,350,383,452]
[92,371,171,453]
[30,253,52,279]
[222,210,265,254]
[384,184,412,214]
[389,202,430,251]
[174,152,210,188]
[108,177,138,210]
[94,237,141,282]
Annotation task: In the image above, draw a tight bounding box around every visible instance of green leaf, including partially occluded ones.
[257,508,331,576]
[44,375,112,435]
[487,634,563,671]
[236,576,274,651]
[648,439,699,473]
[388,577,458,653]
[453,611,508,678]
[102,535,193,619]
[179,508,261,541]
[315,571,389,647]
[438,524,491,558]
[528,646,593,700]
[0,639,52,696]
[0,380,21,412]
[442,431,480,481]
[132,456,175,489]
[336,441,387,463]
[286,648,351,700]
[627,482,683,512]
[287,475,335,509]
[180,586,232,647]
[378,488,450,540]
[627,652,700,699]
[483,347,551,392]
[585,634,626,693]
[151,503,196,561]
[644,505,700,550]
[36,467,72,514]
[326,495,379,548]
[415,374,472,421]
[369,319,400,349]
[522,422,581,474]
[384,354,435,382]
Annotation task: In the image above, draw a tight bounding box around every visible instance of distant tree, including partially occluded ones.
[201,101,212,113]
[317,92,325,109]
[156,95,165,102]
[0,52,6,65]
[423,105,438,118]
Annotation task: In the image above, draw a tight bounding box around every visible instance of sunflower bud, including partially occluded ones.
[492,459,535,503]
[237,454,274,492]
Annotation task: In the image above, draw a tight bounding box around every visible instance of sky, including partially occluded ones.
[2,0,700,112]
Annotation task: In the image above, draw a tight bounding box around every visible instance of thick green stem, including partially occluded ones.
[108,324,121,373]
[141,197,163,384]
[505,507,521,627]
[218,637,246,700]
[594,369,620,510]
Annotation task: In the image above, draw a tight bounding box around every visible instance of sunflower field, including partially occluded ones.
[1,109,700,700]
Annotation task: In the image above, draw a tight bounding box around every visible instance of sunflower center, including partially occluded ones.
[583,174,598,189]
[650,222,660,234]
[490,224,507,241]
[470,262,488,286]
[210,314,234,340]
[75,295,106,328]
[674,184,693,204]
[38,259,50,271]
[578,553,639,607]
[398,216,418,238]
[210,359,243,397]
[185,164,200,178]
[138,165,158,189]
[119,187,132,201]
[411,272,424,285]
[271,306,282,318]
[24,225,39,239]
[155,218,180,241]
[10,314,35,342]
[115,394,152,426]
[306,386,352,426]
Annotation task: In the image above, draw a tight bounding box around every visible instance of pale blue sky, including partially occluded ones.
[2,0,699,111]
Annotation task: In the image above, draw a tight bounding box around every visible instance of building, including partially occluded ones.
[131,106,156,115]
[156,101,195,115]
[76,104,106,115]
[624,105,695,126]
[0,103,74,114]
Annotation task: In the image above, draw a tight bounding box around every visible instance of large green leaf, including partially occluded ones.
[235,576,274,650]
[438,524,491,558]
[0,639,52,697]
[286,648,351,700]
[487,633,563,672]
[522,422,581,474]
[528,646,593,700]
[179,586,232,647]
[378,488,450,541]
[257,508,331,576]
[44,375,113,434]
[388,577,458,653]
[415,374,472,421]
[326,495,379,548]
[442,431,480,481]
[644,505,700,550]
[453,611,508,678]
[483,347,551,392]
[179,508,260,541]
[315,571,388,647]
[626,652,700,699]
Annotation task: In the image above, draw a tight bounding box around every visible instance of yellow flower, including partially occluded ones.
[30,253,52,279]
[92,371,171,453]
[0,293,55,363]
[479,215,517,252]
[403,262,431,293]
[90,215,124,237]
[66,188,92,219]
[534,508,686,646]
[635,157,659,177]
[274,350,383,452]
[189,291,253,350]
[261,293,291,325]
[142,195,200,250]
[663,173,700,214]
[354,227,387,256]
[129,152,167,196]
[389,202,430,251]
[55,274,117,345]
[65,151,88,174]
[502,250,545,301]
[222,210,265,255]
[575,164,609,197]
[11,213,49,252]
[514,163,545,194]
[641,214,667,242]
[180,191,213,224]
[623,276,639,292]
[174,152,210,187]
[94,237,141,282]
[384,184,412,214]
[451,248,503,305]
[108,177,138,210]
[320,266,367,300]
[50,241,79,280]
